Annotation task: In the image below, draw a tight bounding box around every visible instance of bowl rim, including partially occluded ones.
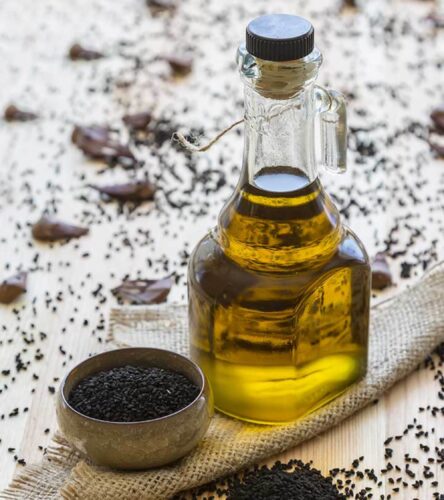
[59,347,207,426]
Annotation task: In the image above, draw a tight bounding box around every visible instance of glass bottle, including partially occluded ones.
[188,14,370,424]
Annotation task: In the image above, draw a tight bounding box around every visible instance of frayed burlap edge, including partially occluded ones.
[0,434,81,500]
[2,263,444,500]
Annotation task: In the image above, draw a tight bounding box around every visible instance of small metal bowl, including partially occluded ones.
[56,347,213,470]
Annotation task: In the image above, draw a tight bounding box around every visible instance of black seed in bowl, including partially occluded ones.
[68,365,200,422]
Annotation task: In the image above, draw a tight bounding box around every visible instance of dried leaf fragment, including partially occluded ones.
[429,141,444,157]
[69,43,104,61]
[112,276,173,304]
[89,181,156,202]
[72,125,136,166]
[427,12,444,29]
[0,272,27,304]
[147,0,176,13]
[122,112,152,131]
[371,253,393,290]
[72,124,111,143]
[32,216,89,242]
[165,55,193,76]
[4,105,38,122]
[431,107,444,134]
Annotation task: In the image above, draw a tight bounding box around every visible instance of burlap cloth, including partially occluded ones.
[3,264,444,500]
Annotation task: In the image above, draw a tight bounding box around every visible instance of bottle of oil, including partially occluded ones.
[188,14,370,424]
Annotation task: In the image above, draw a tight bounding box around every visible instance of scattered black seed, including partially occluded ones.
[68,365,199,422]
[400,261,414,279]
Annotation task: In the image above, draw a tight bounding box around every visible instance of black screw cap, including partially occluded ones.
[246,14,314,62]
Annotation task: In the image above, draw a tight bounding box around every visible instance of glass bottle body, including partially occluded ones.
[188,48,370,424]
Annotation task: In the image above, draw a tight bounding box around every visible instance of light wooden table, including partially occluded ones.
[0,0,443,498]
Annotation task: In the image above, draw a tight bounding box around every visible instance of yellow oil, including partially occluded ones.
[188,166,370,424]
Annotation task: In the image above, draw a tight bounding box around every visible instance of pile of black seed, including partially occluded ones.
[183,459,345,500]
[68,365,199,422]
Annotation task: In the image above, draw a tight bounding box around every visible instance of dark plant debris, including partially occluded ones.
[71,125,136,167]
[122,111,152,131]
[0,272,27,305]
[146,0,176,13]
[342,0,357,8]
[89,181,156,203]
[111,276,172,304]
[165,54,193,76]
[4,104,38,122]
[427,12,444,29]
[68,43,104,61]
[371,253,394,290]
[430,107,444,133]
[429,141,444,157]
[32,216,89,242]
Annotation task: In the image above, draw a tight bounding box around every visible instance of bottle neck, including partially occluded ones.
[237,48,323,191]
[242,83,317,189]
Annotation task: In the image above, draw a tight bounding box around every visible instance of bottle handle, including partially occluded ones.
[314,85,347,174]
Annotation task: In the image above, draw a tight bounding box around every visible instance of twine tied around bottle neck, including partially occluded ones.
[172,118,244,153]
[173,52,322,153]
[172,103,300,153]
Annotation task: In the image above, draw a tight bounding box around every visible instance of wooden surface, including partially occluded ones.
[0,0,443,498]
